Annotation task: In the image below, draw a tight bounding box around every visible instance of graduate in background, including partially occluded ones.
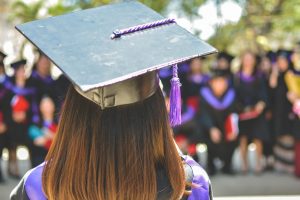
[200,68,238,175]
[235,51,269,174]
[174,57,209,161]
[28,96,57,167]
[5,59,39,178]
[215,52,234,83]
[269,50,295,173]
[0,50,10,183]
[29,50,55,102]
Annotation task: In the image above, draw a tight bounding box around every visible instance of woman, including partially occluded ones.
[11,1,216,199]
[235,51,269,174]
[28,96,57,167]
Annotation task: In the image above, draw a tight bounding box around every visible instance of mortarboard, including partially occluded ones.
[16,1,217,126]
[217,52,234,63]
[209,68,229,80]
[11,59,27,69]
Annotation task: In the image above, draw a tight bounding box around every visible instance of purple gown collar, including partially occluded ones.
[238,72,258,83]
[201,87,235,110]
[31,70,54,84]
[24,163,47,200]
[184,155,211,200]
[4,79,35,96]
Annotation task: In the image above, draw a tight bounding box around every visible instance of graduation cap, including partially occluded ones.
[209,68,229,80]
[276,49,292,60]
[11,59,27,70]
[217,52,234,63]
[16,1,217,126]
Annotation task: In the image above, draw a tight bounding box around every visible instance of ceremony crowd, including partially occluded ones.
[1,42,300,183]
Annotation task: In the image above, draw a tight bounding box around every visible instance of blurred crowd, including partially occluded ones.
[0,50,71,183]
[1,41,300,184]
[160,42,300,177]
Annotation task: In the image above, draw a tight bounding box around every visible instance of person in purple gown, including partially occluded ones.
[5,59,39,178]
[200,69,238,175]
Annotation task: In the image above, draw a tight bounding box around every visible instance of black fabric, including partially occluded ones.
[272,72,293,136]
[234,74,270,141]
[10,175,30,200]
[200,88,237,172]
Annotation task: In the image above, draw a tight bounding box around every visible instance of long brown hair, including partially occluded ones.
[42,86,185,200]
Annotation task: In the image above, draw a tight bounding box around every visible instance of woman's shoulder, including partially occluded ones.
[10,163,46,200]
[182,155,213,200]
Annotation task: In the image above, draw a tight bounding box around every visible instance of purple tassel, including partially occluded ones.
[169,64,182,127]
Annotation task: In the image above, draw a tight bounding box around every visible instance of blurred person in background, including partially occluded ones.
[29,50,55,103]
[28,96,57,167]
[174,57,209,162]
[259,51,277,170]
[215,52,234,84]
[200,68,238,175]
[5,59,39,178]
[0,50,10,183]
[235,51,269,174]
[269,50,295,173]
[285,44,300,177]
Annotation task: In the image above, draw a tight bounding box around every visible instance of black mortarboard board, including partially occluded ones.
[217,52,234,63]
[11,59,27,69]
[16,1,216,111]
[276,49,292,60]
[209,68,229,79]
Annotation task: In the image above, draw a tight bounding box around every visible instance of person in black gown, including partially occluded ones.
[173,58,209,161]
[234,51,269,174]
[5,59,39,178]
[200,68,238,175]
[270,50,296,173]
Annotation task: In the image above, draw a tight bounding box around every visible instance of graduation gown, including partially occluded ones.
[273,71,293,136]
[10,155,213,200]
[200,86,238,171]
[4,77,39,147]
[28,70,55,102]
[234,72,270,141]
[0,76,10,151]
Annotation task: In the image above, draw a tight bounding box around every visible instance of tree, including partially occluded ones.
[209,0,300,54]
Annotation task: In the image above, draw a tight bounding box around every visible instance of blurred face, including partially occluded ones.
[260,57,272,74]
[40,97,55,119]
[37,55,51,76]
[15,66,26,81]
[242,52,256,73]
[190,58,203,74]
[277,56,289,72]
[210,77,228,97]
[217,58,229,70]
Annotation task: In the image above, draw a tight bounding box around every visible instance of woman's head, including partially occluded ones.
[40,96,55,120]
[43,86,185,200]
[240,50,257,74]
[36,54,51,76]
[189,57,203,74]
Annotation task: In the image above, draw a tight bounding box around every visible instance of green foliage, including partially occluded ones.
[10,0,44,23]
[209,0,300,53]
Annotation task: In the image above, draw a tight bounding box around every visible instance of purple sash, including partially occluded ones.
[201,87,235,110]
